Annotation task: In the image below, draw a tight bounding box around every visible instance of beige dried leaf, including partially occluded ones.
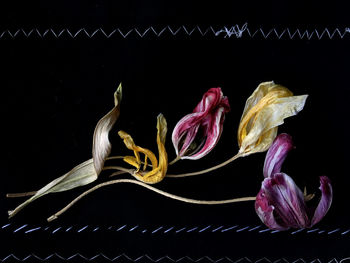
[8,159,97,218]
[8,84,122,218]
[93,83,122,174]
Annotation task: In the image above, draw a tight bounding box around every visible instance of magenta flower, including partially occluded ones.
[172,88,230,160]
[255,134,333,230]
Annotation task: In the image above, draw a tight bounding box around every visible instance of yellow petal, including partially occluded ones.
[133,114,168,184]
[123,156,141,170]
[9,159,97,218]
[118,130,158,171]
[92,84,122,174]
[154,114,168,176]
[238,82,308,156]
[239,82,292,142]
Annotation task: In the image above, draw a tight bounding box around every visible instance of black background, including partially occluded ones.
[1,1,350,262]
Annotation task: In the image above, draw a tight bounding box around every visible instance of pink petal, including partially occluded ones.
[178,123,200,157]
[186,106,225,160]
[263,133,294,178]
[193,87,224,113]
[172,87,230,159]
[255,189,289,230]
[262,173,309,228]
[171,112,203,156]
[310,176,333,226]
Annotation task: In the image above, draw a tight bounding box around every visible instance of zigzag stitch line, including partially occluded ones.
[0,25,349,39]
[0,254,349,263]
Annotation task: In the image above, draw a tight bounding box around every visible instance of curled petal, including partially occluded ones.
[172,88,230,160]
[193,87,226,113]
[310,176,333,226]
[118,130,158,171]
[119,114,168,184]
[240,81,291,121]
[261,173,309,228]
[188,106,226,160]
[255,189,289,230]
[263,133,294,178]
[93,83,122,174]
[238,81,308,156]
[141,114,168,184]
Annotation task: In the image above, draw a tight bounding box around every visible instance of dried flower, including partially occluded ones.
[172,87,230,160]
[255,134,333,230]
[8,84,122,218]
[238,81,308,156]
[118,114,168,184]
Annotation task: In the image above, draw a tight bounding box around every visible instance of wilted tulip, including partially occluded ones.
[168,82,308,178]
[255,134,333,230]
[172,87,230,160]
[119,114,168,184]
[238,81,308,156]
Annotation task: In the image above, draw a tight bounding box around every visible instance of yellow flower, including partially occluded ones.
[237,81,308,156]
[118,114,168,184]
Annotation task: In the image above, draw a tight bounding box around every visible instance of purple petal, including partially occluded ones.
[262,173,309,228]
[310,176,333,226]
[255,189,289,230]
[263,133,294,178]
[172,88,230,159]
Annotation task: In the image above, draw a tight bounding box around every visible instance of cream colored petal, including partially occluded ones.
[239,95,308,156]
[92,83,122,175]
[238,83,293,146]
[240,127,278,156]
[240,81,275,121]
[8,159,97,218]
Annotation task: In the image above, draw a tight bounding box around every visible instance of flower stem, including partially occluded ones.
[109,170,129,178]
[47,178,255,222]
[6,191,37,198]
[106,156,125,161]
[168,155,181,165]
[102,166,133,174]
[166,153,242,178]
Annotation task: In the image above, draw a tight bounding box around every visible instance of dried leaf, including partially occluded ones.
[9,159,96,218]
[93,83,122,174]
[9,85,122,218]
